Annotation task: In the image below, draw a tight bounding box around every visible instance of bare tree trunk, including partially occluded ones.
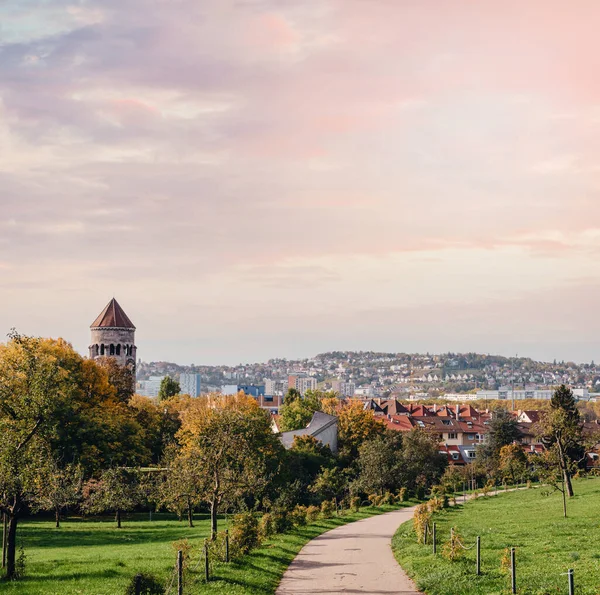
[116,509,122,529]
[187,499,194,528]
[55,507,60,529]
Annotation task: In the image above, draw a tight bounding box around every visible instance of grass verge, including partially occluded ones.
[392,477,600,595]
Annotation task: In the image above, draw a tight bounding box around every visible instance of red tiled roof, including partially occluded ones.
[91,298,135,329]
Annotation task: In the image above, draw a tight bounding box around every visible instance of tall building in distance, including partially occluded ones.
[89,298,137,378]
[180,373,202,397]
[288,375,317,395]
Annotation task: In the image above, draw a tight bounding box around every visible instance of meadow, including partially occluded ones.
[2,505,404,594]
[392,477,600,595]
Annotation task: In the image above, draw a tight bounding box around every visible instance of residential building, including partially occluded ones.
[180,373,201,397]
[137,375,165,398]
[279,411,338,453]
[288,375,317,395]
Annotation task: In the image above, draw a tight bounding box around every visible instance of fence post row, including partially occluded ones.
[177,550,183,595]
[511,547,516,594]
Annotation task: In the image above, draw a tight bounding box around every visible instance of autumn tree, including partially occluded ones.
[83,467,141,528]
[336,400,386,459]
[158,376,180,402]
[476,408,522,478]
[0,333,77,580]
[176,394,283,538]
[537,385,584,498]
[310,467,348,508]
[498,444,528,485]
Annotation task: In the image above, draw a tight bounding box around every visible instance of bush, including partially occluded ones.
[397,487,407,502]
[382,491,396,505]
[171,539,192,570]
[413,503,431,544]
[428,496,444,513]
[124,572,164,595]
[207,531,228,564]
[306,505,320,522]
[442,527,464,561]
[350,496,361,512]
[290,505,308,527]
[229,512,260,556]
[259,513,275,538]
[320,499,335,519]
[416,486,426,500]
[271,510,291,533]
[368,494,382,507]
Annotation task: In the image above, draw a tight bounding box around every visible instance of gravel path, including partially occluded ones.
[276,506,422,595]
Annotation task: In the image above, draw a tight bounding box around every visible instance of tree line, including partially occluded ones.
[0,334,448,582]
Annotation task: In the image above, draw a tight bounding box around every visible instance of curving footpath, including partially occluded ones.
[276,506,422,595]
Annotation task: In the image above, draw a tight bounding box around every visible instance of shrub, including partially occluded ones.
[413,503,431,544]
[229,512,260,556]
[290,505,308,527]
[368,494,382,507]
[124,572,164,595]
[350,496,361,512]
[397,487,407,502]
[259,513,275,538]
[416,486,426,500]
[320,499,335,519]
[207,531,228,564]
[382,491,396,505]
[442,527,464,561]
[171,539,192,570]
[306,505,320,522]
[428,496,444,513]
[271,509,292,533]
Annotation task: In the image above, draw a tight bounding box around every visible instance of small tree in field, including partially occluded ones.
[158,376,180,402]
[83,468,141,528]
[498,444,527,485]
[36,460,83,528]
[537,385,583,498]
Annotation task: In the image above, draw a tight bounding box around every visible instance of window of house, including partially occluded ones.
[417,421,425,427]
[451,452,460,460]
[466,433,475,440]
[447,432,457,440]
[467,450,476,459]
[442,419,452,426]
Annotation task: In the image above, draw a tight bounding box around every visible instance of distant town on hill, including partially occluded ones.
[136,351,600,402]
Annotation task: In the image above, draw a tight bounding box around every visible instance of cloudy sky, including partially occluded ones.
[1,0,600,365]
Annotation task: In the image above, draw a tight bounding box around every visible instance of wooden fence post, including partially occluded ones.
[432,523,436,554]
[476,536,481,576]
[511,547,516,594]
[225,529,230,563]
[134,573,142,595]
[177,550,183,595]
[568,568,574,595]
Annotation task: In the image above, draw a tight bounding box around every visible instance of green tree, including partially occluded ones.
[279,391,322,432]
[538,385,583,498]
[401,429,447,495]
[356,432,403,495]
[476,408,522,477]
[310,467,348,508]
[35,460,83,528]
[83,467,141,528]
[158,376,181,401]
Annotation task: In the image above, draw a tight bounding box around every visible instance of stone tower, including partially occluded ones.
[89,298,137,376]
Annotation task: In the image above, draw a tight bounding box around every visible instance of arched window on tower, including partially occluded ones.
[116,345,121,356]
[100,344,105,356]
[110,344,115,356]
[94,344,99,356]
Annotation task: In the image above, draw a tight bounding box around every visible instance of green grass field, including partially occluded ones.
[2,505,406,594]
[392,477,600,595]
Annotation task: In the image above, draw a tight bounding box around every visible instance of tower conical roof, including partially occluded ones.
[91,298,136,329]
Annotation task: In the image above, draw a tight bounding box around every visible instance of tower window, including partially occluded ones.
[116,345,121,356]
[110,344,115,356]
[100,345,105,356]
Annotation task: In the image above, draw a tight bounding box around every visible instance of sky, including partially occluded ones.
[1,0,600,365]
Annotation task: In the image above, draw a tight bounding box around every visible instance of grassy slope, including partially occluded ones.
[392,478,600,595]
[2,505,407,594]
